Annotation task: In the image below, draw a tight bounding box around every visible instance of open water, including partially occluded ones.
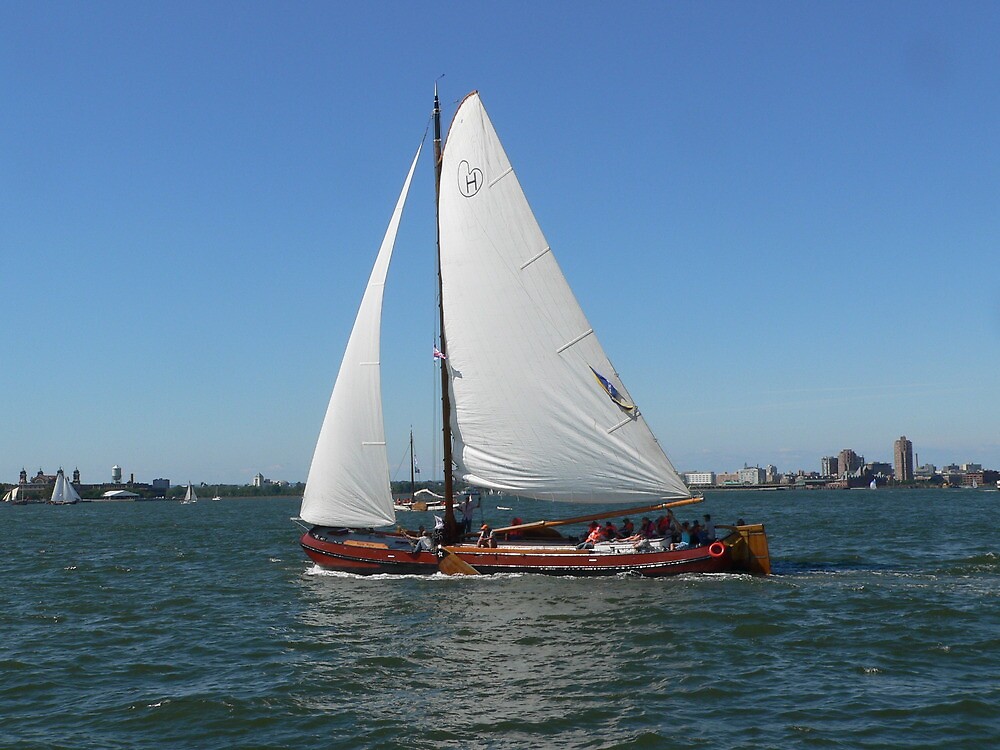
[2,488,997,749]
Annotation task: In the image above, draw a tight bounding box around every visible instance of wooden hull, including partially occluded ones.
[300,525,770,577]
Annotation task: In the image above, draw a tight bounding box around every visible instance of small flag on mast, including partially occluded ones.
[433,347,446,360]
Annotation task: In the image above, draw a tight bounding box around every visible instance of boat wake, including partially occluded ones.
[303,564,526,582]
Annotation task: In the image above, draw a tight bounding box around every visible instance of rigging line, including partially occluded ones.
[391,446,410,481]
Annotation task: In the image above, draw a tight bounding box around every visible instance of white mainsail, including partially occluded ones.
[438,92,690,504]
[300,144,423,528]
[183,484,198,503]
[51,469,81,505]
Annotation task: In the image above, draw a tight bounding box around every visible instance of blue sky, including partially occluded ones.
[2,1,998,486]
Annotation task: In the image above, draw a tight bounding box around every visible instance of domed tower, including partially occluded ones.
[112,465,122,484]
[72,468,81,484]
[19,468,27,484]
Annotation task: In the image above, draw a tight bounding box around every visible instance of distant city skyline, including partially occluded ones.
[680,433,995,478]
[4,432,996,489]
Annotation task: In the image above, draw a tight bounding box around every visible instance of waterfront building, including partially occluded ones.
[765,465,778,483]
[683,471,716,487]
[894,436,914,482]
[962,471,985,487]
[738,466,765,486]
[821,456,839,477]
[253,472,266,487]
[30,468,58,485]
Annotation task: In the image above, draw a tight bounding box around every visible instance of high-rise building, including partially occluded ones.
[838,449,864,477]
[894,436,914,482]
[821,456,839,477]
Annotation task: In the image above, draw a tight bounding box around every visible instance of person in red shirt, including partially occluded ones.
[576,521,604,549]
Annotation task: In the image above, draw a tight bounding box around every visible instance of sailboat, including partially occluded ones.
[869,477,877,489]
[394,430,442,511]
[50,469,82,505]
[3,486,24,504]
[181,483,198,504]
[298,90,770,576]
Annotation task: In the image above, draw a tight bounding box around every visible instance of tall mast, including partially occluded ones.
[409,428,415,499]
[434,84,458,540]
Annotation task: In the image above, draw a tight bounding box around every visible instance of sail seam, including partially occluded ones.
[520,246,552,270]
[556,329,594,353]
[359,361,379,366]
[489,167,513,188]
[361,441,387,446]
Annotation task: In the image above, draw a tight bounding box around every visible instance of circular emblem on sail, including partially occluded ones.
[457,160,484,197]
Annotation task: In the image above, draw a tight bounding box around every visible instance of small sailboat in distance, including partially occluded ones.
[298,89,770,576]
[181,483,198,504]
[50,468,82,505]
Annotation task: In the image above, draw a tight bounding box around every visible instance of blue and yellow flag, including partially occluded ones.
[590,367,636,412]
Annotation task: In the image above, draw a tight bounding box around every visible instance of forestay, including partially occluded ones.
[438,93,689,504]
[300,144,422,528]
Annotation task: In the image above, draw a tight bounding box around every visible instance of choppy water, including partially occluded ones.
[2,489,998,749]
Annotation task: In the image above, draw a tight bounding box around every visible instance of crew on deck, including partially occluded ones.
[477,524,497,548]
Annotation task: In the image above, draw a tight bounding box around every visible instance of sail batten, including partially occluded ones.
[489,167,513,187]
[300,143,423,528]
[520,246,551,270]
[438,93,690,504]
[557,329,595,353]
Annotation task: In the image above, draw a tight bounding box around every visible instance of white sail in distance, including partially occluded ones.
[438,93,690,504]
[300,143,423,528]
[51,470,81,504]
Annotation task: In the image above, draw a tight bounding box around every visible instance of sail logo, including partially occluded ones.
[590,367,636,412]
[458,160,483,197]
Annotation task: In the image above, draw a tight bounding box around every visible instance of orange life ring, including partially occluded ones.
[708,541,725,558]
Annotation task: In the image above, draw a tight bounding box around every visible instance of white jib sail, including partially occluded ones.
[438,93,690,504]
[300,143,423,528]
